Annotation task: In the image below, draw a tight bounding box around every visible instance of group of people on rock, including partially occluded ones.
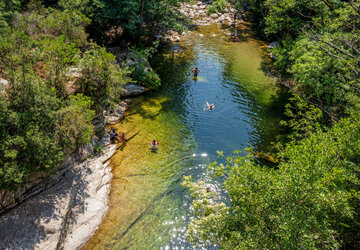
[110,129,127,143]
[110,128,159,150]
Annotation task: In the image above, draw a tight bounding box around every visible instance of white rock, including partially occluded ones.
[198,10,205,15]
[0,78,8,90]
[210,13,218,19]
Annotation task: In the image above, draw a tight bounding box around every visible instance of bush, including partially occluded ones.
[207,0,228,15]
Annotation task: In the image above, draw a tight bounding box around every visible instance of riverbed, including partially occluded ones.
[85,24,286,249]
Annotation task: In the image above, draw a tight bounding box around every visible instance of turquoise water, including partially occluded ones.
[85,24,286,249]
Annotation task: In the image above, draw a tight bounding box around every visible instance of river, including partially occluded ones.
[85,23,286,249]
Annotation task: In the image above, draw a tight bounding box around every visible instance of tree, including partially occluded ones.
[0,0,20,28]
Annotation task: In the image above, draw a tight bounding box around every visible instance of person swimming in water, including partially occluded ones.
[150,140,159,149]
[204,101,215,110]
[192,67,200,77]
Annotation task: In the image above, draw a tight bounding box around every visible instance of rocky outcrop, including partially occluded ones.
[166,1,243,42]
[0,143,117,250]
[0,78,8,92]
[268,41,280,60]
[105,100,129,125]
[178,1,242,27]
[121,83,149,98]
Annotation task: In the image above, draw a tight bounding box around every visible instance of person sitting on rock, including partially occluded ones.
[110,129,119,142]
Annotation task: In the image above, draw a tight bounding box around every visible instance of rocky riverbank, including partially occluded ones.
[0,84,147,249]
[167,0,243,42]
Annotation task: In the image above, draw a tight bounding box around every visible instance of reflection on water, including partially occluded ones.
[85,24,285,249]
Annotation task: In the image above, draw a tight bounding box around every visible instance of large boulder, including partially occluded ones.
[0,78,8,91]
[198,10,206,15]
[106,101,128,125]
[121,83,148,98]
[218,14,225,22]
[268,41,280,49]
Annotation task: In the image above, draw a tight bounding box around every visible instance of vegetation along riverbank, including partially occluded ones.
[0,0,359,249]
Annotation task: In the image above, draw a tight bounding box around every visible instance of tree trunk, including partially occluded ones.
[139,0,145,41]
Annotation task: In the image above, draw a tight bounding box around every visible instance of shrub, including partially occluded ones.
[207,0,228,15]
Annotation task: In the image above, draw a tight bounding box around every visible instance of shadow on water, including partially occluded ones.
[85,23,288,249]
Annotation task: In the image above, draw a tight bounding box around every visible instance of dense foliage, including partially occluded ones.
[0,4,131,190]
[208,0,228,15]
[56,0,189,44]
[241,0,360,116]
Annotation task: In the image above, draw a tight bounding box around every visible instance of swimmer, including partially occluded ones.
[150,139,159,149]
[192,67,200,77]
[204,101,215,110]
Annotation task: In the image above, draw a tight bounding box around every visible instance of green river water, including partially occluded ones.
[85,23,286,249]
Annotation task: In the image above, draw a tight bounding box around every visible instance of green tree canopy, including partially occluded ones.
[183,113,360,248]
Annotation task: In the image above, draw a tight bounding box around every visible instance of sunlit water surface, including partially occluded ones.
[85,24,285,249]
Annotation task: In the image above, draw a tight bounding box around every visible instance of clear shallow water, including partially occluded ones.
[85,24,285,249]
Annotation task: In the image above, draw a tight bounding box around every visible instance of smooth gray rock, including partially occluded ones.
[120,83,148,98]
[0,78,8,91]
[106,101,128,125]
[0,144,116,250]
[268,41,280,49]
